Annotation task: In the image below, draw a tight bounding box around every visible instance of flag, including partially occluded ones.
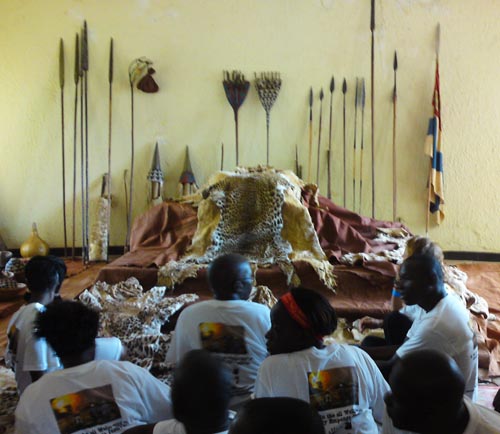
[425,60,444,224]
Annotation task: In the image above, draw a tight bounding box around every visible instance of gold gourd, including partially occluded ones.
[20,223,50,258]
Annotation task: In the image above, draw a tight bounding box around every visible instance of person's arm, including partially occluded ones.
[358,316,384,331]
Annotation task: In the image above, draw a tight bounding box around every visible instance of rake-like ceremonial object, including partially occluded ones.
[71,33,79,259]
[392,51,398,222]
[327,76,334,199]
[59,38,68,257]
[147,143,164,201]
[223,71,250,167]
[342,78,347,208]
[316,89,324,186]
[255,72,281,166]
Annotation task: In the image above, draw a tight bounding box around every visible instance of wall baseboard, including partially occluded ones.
[6,247,500,263]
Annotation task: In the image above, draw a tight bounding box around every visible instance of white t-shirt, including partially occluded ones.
[166,299,270,398]
[15,359,173,434]
[153,419,228,434]
[6,303,124,395]
[255,344,390,434]
[5,303,60,394]
[382,396,500,434]
[396,295,478,400]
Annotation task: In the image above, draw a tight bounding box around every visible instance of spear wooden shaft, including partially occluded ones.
[82,21,89,264]
[221,142,224,171]
[359,78,366,214]
[126,80,135,252]
[307,87,313,182]
[327,76,334,199]
[59,38,68,257]
[79,31,85,264]
[392,51,398,222]
[370,0,376,218]
[106,38,113,262]
[71,33,79,259]
[316,89,324,186]
[353,78,359,210]
[342,78,347,208]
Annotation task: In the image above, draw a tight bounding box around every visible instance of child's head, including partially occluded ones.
[24,256,61,302]
[404,236,444,263]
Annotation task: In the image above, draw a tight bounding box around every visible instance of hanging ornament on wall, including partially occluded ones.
[222,71,250,167]
[255,72,281,166]
[129,57,159,93]
[178,146,198,197]
[147,142,164,202]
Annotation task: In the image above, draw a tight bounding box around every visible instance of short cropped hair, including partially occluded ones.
[35,300,99,358]
[25,256,60,294]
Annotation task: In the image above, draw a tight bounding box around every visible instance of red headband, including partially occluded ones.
[281,292,324,341]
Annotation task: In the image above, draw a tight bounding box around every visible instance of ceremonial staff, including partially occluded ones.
[353,78,359,210]
[342,78,347,207]
[71,33,79,259]
[392,51,398,222]
[370,0,376,218]
[327,76,334,199]
[82,21,89,264]
[79,26,86,263]
[359,78,366,214]
[316,88,324,186]
[59,39,68,257]
[307,87,313,182]
[106,38,113,261]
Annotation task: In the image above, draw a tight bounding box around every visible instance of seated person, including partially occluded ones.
[383,349,500,434]
[359,236,443,346]
[166,253,270,408]
[6,256,62,394]
[6,256,124,395]
[15,300,172,434]
[229,397,324,434]
[254,287,389,433]
[360,253,478,400]
[124,349,233,434]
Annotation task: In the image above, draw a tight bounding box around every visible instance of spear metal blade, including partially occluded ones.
[59,38,64,89]
[330,76,335,93]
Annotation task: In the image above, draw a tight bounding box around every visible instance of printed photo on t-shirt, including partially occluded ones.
[50,384,127,434]
[199,322,248,354]
[308,366,359,433]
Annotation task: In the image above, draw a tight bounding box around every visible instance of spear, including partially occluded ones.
[359,78,366,214]
[295,145,302,179]
[353,78,359,210]
[82,20,89,264]
[220,142,224,171]
[59,38,68,257]
[316,88,324,186]
[71,33,79,260]
[392,51,398,222]
[307,87,313,182]
[370,0,376,218]
[342,78,347,207]
[327,76,334,199]
[106,38,113,261]
[126,65,136,252]
[79,26,85,264]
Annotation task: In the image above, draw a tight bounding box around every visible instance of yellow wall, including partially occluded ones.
[0,0,499,252]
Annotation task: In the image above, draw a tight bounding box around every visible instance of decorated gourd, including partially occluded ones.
[20,223,49,258]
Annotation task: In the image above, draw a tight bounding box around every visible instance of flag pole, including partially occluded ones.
[327,76,334,199]
[370,0,376,218]
[426,23,441,235]
[316,88,324,186]
[59,38,68,257]
[342,78,347,208]
[392,51,398,222]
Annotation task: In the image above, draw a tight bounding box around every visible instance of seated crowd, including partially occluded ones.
[6,242,500,434]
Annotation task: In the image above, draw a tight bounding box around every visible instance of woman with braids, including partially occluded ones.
[255,287,389,434]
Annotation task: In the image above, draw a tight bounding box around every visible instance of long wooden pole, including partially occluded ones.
[106,38,113,262]
[79,29,85,264]
[82,21,89,264]
[221,142,224,171]
[370,0,376,218]
[316,89,324,186]
[342,78,347,208]
[359,78,366,214]
[126,81,135,252]
[59,39,68,257]
[353,78,359,210]
[307,87,313,182]
[327,76,334,199]
[71,33,79,260]
[392,51,398,222]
